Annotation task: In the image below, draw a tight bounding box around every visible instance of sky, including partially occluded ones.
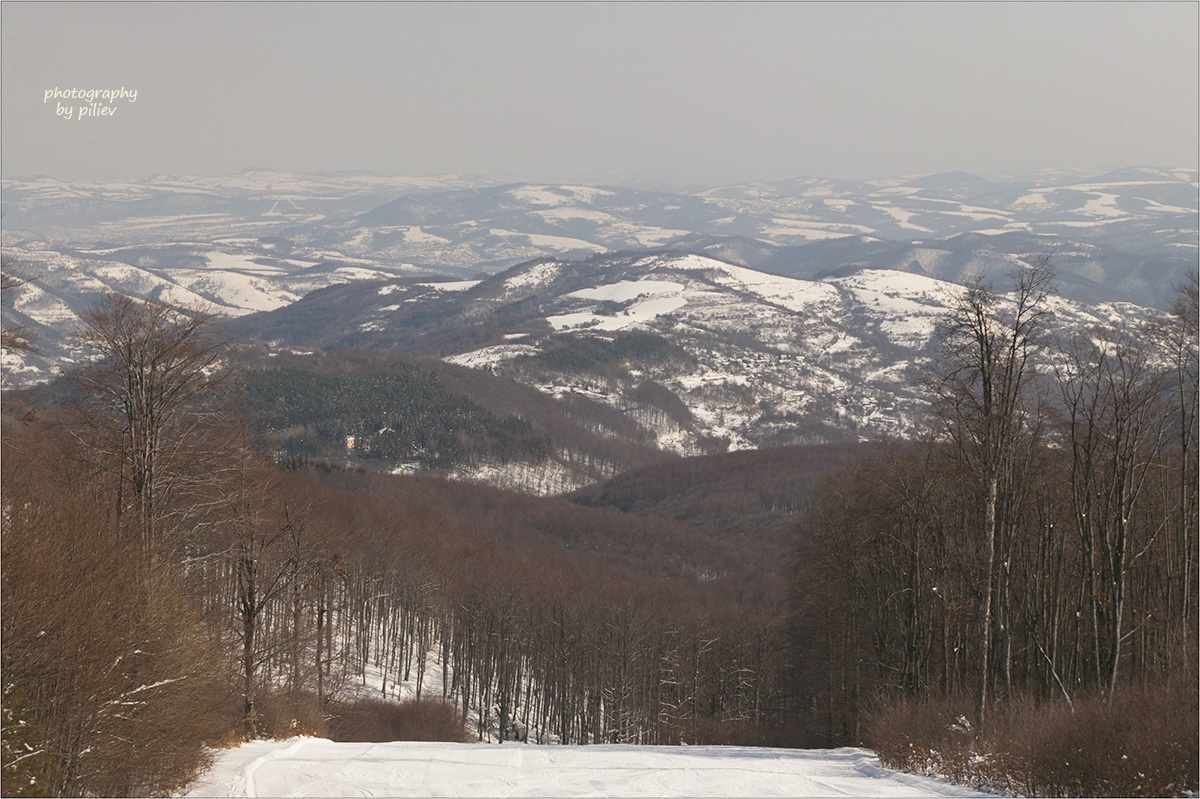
[2,2,1197,187]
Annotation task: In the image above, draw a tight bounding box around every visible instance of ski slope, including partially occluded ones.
[183,738,985,797]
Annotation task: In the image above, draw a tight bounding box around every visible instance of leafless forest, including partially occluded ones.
[2,264,1196,797]
[794,267,1198,793]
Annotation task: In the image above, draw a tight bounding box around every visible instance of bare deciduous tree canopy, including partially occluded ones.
[0,258,40,362]
[70,294,231,561]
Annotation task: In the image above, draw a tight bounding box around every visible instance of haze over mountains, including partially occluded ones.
[3,166,1193,299]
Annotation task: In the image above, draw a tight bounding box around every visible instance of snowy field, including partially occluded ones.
[183,738,985,797]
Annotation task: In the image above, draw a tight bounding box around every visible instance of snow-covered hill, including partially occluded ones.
[183,738,985,797]
[4,167,1188,407]
[3,166,1193,303]
[228,251,1158,457]
[336,168,1197,266]
[0,243,423,385]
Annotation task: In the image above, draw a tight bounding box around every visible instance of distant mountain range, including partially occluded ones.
[3,166,1194,296]
[2,168,1193,483]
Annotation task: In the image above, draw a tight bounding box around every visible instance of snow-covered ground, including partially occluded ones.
[184,738,986,797]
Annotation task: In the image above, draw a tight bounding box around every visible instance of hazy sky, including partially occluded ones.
[2,2,1196,186]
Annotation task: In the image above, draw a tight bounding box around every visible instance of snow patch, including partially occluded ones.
[1079,192,1125,218]
[547,295,688,332]
[504,262,561,292]
[680,254,840,314]
[874,205,934,232]
[489,229,606,253]
[759,218,870,241]
[567,280,685,303]
[535,207,618,224]
[418,280,481,292]
[403,226,451,244]
[445,344,539,369]
[507,186,571,206]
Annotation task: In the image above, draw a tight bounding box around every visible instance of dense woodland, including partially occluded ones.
[243,363,551,467]
[235,344,679,488]
[1,262,1197,797]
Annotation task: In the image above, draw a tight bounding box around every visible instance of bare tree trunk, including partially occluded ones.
[316,569,326,708]
[240,550,259,739]
[977,474,997,727]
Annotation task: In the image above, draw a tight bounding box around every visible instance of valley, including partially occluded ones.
[1,168,1195,798]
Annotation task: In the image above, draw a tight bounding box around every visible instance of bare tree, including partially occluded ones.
[929,255,1055,727]
[70,293,230,565]
[0,257,40,376]
[189,429,300,740]
[1166,273,1199,638]
[1056,325,1170,695]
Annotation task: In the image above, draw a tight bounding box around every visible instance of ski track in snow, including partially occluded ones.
[185,739,987,798]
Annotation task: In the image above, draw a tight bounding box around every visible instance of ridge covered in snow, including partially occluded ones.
[224,251,1159,470]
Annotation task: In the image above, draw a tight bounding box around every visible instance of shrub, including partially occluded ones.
[326,699,472,744]
[251,690,327,742]
[868,695,978,784]
[868,686,1200,797]
[987,685,1199,797]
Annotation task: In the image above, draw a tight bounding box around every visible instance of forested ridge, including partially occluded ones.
[1,263,1197,797]
[243,363,550,468]
[233,344,676,488]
